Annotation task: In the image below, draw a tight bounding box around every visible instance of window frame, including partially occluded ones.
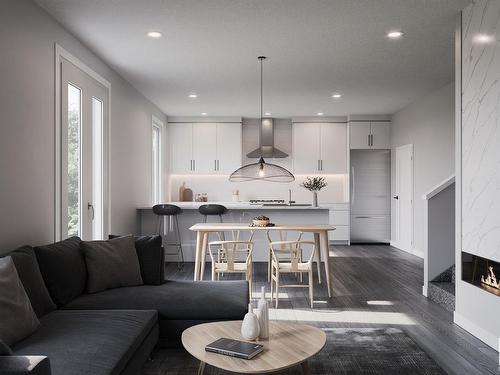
[152,116,164,204]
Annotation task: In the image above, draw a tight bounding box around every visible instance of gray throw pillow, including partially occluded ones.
[81,235,143,293]
[0,257,40,346]
[0,339,12,355]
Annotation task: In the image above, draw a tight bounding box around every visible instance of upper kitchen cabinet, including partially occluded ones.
[349,121,390,149]
[216,123,242,173]
[169,123,194,174]
[292,123,347,174]
[169,122,242,174]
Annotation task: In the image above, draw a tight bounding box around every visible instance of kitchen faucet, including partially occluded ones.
[288,189,296,206]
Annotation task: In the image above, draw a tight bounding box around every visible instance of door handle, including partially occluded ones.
[87,203,95,220]
[393,195,399,200]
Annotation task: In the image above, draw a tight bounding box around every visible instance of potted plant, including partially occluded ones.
[300,177,327,207]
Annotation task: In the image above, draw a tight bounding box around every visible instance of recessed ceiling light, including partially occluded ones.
[201,112,207,116]
[147,31,162,38]
[387,31,404,39]
[473,33,495,44]
[332,93,342,99]
[188,93,198,99]
[264,112,271,116]
[317,112,324,116]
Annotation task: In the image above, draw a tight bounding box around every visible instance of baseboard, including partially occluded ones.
[390,241,424,259]
[454,311,499,350]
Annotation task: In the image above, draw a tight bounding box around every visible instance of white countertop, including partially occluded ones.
[137,201,340,210]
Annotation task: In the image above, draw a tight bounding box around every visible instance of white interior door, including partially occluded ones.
[61,58,108,240]
[394,144,413,251]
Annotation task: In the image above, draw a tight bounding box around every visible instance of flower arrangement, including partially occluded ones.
[300,176,327,191]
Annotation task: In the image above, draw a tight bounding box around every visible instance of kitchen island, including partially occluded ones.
[137,202,331,261]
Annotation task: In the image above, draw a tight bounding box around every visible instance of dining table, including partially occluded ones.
[189,223,336,298]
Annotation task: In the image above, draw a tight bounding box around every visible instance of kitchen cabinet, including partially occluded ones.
[169,122,242,174]
[349,121,390,149]
[169,123,193,174]
[325,203,350,243]
[292,123,347,174]
[216,123,242,173]
[193,123,217,173]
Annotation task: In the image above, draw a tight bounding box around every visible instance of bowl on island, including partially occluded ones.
[252,216,270,227]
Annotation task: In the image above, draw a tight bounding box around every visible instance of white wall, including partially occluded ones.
[455,0,500,350]
[390,82,455,257]
[0,0,166,251]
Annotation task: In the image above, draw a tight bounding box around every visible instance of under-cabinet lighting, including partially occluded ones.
[146,31,162,38]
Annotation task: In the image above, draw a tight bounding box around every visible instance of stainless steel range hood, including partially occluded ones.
[246,118,288,158]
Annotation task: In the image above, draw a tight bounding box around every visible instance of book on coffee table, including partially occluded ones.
[205,338,264,359]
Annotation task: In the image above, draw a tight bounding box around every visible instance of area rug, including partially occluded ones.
[141,327,446,374]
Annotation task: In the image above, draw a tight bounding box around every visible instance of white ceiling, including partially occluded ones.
[35,0,468,117]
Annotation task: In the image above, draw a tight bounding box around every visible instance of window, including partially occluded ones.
[152,117,163,204]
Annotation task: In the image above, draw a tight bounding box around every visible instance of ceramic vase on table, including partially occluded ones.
[312,191,318,207]
[257,286,269,339]
[241,303,260,341]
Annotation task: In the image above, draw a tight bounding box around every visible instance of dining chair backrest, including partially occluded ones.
[268,240,315,271]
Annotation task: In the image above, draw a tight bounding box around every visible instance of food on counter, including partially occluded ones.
[252,215,271,227]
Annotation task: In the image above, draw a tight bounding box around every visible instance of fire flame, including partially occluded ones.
[481,266,500,290]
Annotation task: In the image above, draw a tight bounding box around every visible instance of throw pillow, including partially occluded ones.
[82,235,143,293]
[0,257,40,346]
[5,246,56,317]
[34,237,86,307]
[0,339,12,355]
[109,235,164,285]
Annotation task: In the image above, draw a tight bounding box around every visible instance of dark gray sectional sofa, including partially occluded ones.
[0,236,249,375]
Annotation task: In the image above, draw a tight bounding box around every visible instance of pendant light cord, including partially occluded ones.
[258,56,266,122]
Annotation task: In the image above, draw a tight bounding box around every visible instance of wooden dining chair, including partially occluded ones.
[208,232,254,299]
[268,239,316,308]
[265,231,304,282]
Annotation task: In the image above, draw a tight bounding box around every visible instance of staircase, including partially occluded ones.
[428,265,455,312]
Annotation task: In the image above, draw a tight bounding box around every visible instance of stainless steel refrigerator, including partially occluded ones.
[350,150,391,243]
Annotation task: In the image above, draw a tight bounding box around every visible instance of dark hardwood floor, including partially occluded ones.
[165,244,499,375]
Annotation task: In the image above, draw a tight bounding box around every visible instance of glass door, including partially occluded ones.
[61,58,108,240]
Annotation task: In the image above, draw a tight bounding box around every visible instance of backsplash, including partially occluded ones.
[168,174,348,203]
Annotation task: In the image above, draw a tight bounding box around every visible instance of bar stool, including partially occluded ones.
[153,204,184,269]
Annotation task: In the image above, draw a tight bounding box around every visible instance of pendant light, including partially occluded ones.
[229,56,295,183]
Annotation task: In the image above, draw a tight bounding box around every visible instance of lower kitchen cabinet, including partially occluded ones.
[326,203,350,243]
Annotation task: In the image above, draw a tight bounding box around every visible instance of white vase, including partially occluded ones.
[241,303,260,341]
[256,286,269,339]
[312,191,318,207]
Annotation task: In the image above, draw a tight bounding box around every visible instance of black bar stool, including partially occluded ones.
[153,204,184,269]
[198,204,228,241]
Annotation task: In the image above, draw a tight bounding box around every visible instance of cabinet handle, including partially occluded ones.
[321,160,323,171]
[317,160,320,171]
[214,160,217,171]
[217,160,220,171]
[192,160,195,171]
[190,160,192,171]
[367,134,370,147]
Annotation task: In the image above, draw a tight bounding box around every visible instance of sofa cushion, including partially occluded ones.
[81,236,143,293]
[12,310,158,375]
[0,257,40,346]
[109,235,164,285]
[5,246,56,317]
[34,237,86,307]
[63,280,249,321]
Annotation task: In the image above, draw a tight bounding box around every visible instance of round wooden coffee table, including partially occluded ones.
[181,320,326,374]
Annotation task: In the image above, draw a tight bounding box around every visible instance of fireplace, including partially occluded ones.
[462,252,500,297]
